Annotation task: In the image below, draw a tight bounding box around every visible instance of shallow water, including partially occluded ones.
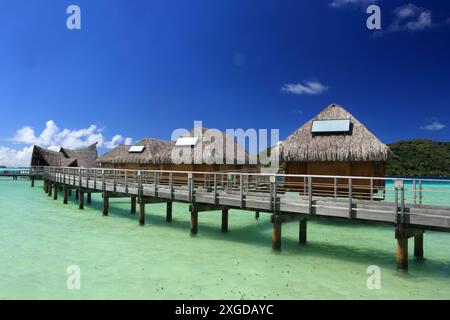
[0,178,449,299]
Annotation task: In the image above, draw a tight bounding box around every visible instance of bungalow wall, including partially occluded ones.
[285,161,385,199]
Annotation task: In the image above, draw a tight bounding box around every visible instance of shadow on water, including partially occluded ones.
[59,192,450,276]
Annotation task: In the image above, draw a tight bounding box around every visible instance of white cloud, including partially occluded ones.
[281,81,328,95]
[0,146,33,167]
[420,120,446,131]
[330,0,377,8]
[104,134,133,149]
[390,4,433,32]
[12,120,132,150]
[1,121,133,167]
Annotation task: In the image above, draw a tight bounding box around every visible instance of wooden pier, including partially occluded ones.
[40,166,450,271]
[1,168,43,185]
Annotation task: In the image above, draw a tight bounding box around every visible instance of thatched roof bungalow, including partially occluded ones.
[30,143,99,168]
[97,128,256,172]
[96,138,175,169]
[281,103,390,197]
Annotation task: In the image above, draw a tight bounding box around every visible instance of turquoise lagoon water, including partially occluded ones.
[0,178,449,299]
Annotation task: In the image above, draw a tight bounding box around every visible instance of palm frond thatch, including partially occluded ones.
[60,143,99,167]
[281,103,391,162]
[97,128,251,165]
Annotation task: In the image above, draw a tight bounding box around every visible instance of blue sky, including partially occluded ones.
[0,0,449,165]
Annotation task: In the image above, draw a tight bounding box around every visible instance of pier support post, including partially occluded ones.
[79,191,84,210]
[221,208,229,232]
[63,186,68,204]
[69,189,72,197]
[299,217,307,245]
[103,192,109,216]
[48,182,52,197]
[414,233,424,260]
[191,208,198,235]
[75,189,79,200]
[272,220,282,251]
[43,179,47,192]
[396,238,408,271]
[31,177,35,188]
[53,184,58,200]
[166,202,172,222]
[139,201,145,226]
[130,197,136,214]
[255,211,260,220]
[87,193,91,204]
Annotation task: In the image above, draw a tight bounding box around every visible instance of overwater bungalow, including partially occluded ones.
[281,103,391,198]
[96,128,256,173]
[30,143,99,168]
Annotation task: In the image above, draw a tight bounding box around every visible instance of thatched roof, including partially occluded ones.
[31,145,69,167]
[97,128,251,165]
[60,143,99,167]
[30,143,99,167]
[96,138,175,164]
[281,103,390,162]
[177,128,250,165]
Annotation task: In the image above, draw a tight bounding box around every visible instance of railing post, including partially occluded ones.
[348,178,353,218]
[102,170,105,193]
[334,177,337,199]
[113,170,117,193]
[269,176,275,211]
[370,178,374,201]
[413,180,417,206]
[308,176,313,214]
[86,169,89,189]
[188,173,193,203]
[419,180,423,206]
[394,181,399,222]
[154,172,158,196]
[124,170,128,193]
[240,174,244,208]
[78,169,81,189]
[213,174,218,205]
[138,171,142,199]
[169,172,174,201]
[94,169,97,190]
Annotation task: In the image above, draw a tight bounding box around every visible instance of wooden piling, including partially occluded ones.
[221,208,229,232]
[53,184,58,200]
[69,189,72,197]
[79,191,84,210]
[75,189,79,200]
[299,217,307,245]
[396,237,408,271]
[272,221,282,251]
[31,177,35,188]
[87,193,91,204]
[103,192,109,216]
[255,211,260,220]
[63,187,68,204]
[48,182,52,197]
[191,208,198,235]
[414,233,424,260]
[166,202,173,222]
[139,201,145,226]
[130,197,136,214]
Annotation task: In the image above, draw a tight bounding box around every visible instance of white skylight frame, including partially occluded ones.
[175,137,199,147]
[311,119,351,133]
[129,145,145,153]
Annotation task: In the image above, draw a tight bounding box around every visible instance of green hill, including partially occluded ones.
[386,139,450,177]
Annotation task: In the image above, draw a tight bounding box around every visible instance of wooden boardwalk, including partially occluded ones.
[1,168,43,183]
[39,166,450,271]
